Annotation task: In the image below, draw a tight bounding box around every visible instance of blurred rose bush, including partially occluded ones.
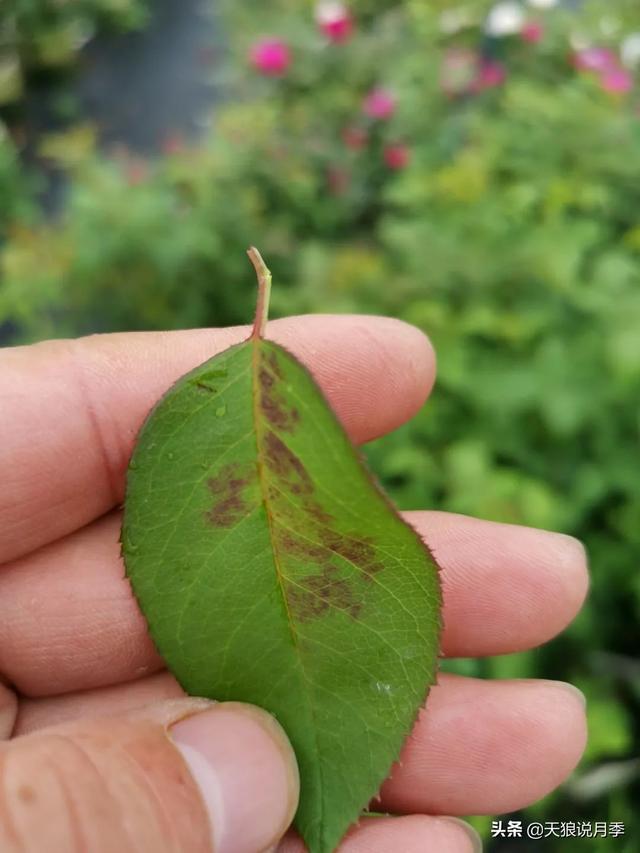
[2,0,640,845]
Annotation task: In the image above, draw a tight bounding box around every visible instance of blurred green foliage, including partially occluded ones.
[0,123,35,231]
[0,0,147,103]
[1,0,640,848]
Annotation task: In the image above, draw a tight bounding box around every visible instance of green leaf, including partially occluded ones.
[122,249,442,853]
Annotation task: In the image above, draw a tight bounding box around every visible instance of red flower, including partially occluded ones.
[316,2,354,43]
[383,144,411,171]
[472,60,507,91]
[363,87,396,120]
[250,38,291,76]
[342,125,368,150]
[521,21,543,44]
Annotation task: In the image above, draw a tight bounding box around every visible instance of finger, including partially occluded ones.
[0,515,163,697]
[14,672,185,736]
[1,699,299,853]
[412,511,589,656]
[0,511,587,696]
[0,317,434,564]
[15,672,586,816]
[278,815,481,853]
[376,673,587,815]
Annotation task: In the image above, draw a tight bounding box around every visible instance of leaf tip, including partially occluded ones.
[247,246,272,340]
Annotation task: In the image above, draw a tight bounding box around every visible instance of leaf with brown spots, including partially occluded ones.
[122,249,442,853]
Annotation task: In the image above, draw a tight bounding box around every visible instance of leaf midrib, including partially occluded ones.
[250,338,326,847]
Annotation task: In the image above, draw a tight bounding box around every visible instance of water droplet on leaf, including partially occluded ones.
[371,680,394,696]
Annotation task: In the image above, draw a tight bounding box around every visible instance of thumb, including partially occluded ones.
[0,698,299,853]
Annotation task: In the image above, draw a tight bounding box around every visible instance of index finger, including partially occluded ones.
[0,315,434,564]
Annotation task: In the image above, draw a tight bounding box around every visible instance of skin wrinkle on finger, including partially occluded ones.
[0,317,434,566]
[0,685,17,740]
[0,510,588,697]
[14,672,187,736]
[0,700,223,853]
[15,672,586,818]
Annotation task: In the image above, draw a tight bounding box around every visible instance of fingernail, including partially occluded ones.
[439,817,483,852]
[170,702,299,853]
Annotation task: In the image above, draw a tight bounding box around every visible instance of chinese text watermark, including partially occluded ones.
[491,820,625,839]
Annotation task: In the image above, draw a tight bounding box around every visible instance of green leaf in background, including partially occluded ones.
[122,249,442,853]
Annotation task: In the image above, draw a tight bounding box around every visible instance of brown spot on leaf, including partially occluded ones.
[305,501,334,525]
[278,530,327,561]
[260,392,300,432]
[265,348,284,379]
[258,353,299,432]
[288,565,362,622]
[259,368,275,391]
[206,463,255,527]
[323,532,385,581]
[266,484,282,504]
[264,432,313,495]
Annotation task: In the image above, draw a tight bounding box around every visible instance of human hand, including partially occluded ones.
[0,317,588,852]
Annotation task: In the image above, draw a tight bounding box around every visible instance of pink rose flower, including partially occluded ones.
[363,87,396,120]
[600,67,633,94]
[573,47,617,73]
[572,46,633,93]
[250,38,291,76]
[383,143,411,170]
[316,2,354,43]
[472,59,506,91]
[521,21,543,44]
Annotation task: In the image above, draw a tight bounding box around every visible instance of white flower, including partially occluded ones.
[485,2,525,37]
[527,0,558,8]
[315,1,348,26]
[621,33,640,68]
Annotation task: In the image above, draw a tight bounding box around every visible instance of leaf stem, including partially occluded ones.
[248,246,272,340]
